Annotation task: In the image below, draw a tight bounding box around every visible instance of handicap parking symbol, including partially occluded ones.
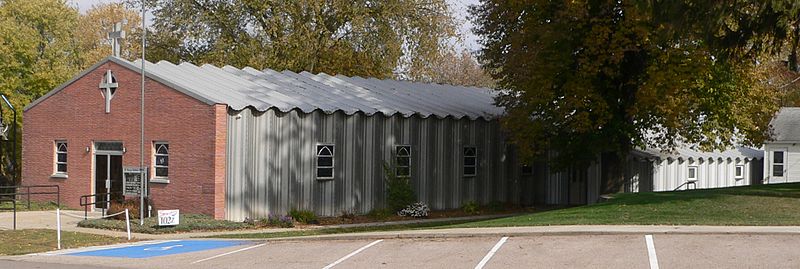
[68,240,243,258]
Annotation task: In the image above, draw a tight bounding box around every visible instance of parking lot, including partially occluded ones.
[3,234,800,268]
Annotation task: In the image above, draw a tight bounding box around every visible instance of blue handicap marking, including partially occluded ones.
[67,240,244,258]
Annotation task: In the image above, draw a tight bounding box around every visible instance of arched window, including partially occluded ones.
[395,145,411,177]
[55,141,67,174]
[464,146,477,177]
[154,142,169,179]
[316,144,334,179]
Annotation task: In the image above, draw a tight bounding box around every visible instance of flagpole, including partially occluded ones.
[139,1,146,226]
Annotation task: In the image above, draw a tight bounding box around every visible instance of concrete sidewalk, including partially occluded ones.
[271,225,800,241]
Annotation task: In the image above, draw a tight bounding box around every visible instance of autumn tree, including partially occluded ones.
[472,1,790,194]
[0,0,83,184]
[129,0,457,79]
[76,3,142,66]
[409,49,494,88]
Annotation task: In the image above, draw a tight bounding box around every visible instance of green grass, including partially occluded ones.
[78,214,253,234]
[0,229,129,255]
[451,183,800,227]
[212,183,800,239]
[211,219,479,239]
[0,201,65,211]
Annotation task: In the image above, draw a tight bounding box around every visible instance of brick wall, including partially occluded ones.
[22,60,227,219]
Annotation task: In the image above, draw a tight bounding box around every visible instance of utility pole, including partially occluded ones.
[139,1,147,226]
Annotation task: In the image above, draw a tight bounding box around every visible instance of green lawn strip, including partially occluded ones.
[450,183,800,227]
[209,219,478,239]
[0,229,129,256]
[78,214,253,234]
[0,201,66,212]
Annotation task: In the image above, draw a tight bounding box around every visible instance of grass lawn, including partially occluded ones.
[0,201,64,211]
[212,183,800,239]
[451,183,800,227]
[78,214,253,234]
[0,229,129,255]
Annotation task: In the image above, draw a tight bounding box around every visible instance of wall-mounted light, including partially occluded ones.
[123,147,126,153]
[85,146,90,153]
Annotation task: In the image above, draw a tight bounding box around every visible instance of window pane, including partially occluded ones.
[464,166,476,176]
[156,144,169,154]
[57,153,67,163]
[57,164,67,173]
[156,155,169,166]
[521,165,533,175]
[397,146,410,156]
[464,147,476,156]
[318,156,333,167]
[736,166,743,177]
[317,145,333,156]
[465,157,476,166]
[96,142,123,151]
[396,167,410,177]
[317,167,333,178]
[688,168,696,178]
[774,151,784,164]
[397,156,410,167]
[773,165,784,177]
[156,167,169,177]
[57,143,67,152]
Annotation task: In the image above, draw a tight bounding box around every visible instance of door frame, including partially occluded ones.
[92,142,124,211]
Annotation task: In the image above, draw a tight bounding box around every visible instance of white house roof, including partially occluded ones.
[632,146,763,161]
[25,57,503,120]
[768,107,800,142]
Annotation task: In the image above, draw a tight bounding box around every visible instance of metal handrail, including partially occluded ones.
[0,196,16,230]
[0,184,60,209]
[80,192,122,220]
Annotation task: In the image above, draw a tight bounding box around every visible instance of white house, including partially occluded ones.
[626,146,763,192]
[764,107,800,184]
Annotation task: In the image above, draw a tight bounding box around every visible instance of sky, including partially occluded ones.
[69,0,481,52]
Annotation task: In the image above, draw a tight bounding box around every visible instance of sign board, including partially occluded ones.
[158,210,180,226]
[123,166,146,196]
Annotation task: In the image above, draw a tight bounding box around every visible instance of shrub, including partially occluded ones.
[367,208,393,220]
[461,201,480,215]
[263,214,294,228]
[107,199,139,220]
[340,210,357,219]
[384,163,415,212]
[486,201,505,212]
[289,209,318,224]
[397,202,430,218]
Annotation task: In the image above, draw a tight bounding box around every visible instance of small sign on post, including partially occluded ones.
[158,210,179,226]
[123,166,146,196]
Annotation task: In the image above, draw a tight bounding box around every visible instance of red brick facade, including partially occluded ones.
[22,60,227,219]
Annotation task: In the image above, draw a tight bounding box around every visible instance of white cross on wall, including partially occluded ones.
[108,21,126,58]
[99,70,118,113]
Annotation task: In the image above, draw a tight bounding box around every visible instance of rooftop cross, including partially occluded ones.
[108,21,126,58]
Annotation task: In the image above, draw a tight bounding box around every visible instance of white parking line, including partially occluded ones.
[474,236,509,269]
[192,243,267,264]
[322,239,383,269]
[645,235,660,269]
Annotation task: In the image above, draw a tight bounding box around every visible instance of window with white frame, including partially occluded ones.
[687,166,698,182]
[316,144,334,179]
[773,151,785,177]
[395,145,411,177]
[735,165,744,179]
[54,141,67,175]
[464,146,477,177]
[154,142,169,179]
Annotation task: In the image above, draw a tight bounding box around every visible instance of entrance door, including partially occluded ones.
[94,151,123,209]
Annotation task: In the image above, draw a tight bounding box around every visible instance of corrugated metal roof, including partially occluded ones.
[25,57,504,120]
[632,146,763,161]
[769,107,800,142]
[26,57,503,120]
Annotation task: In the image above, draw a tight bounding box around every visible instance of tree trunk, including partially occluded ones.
[789,20,800,72]
[600,143,630,195]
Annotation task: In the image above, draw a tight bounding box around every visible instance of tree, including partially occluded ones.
[409,49,494,88]
[129,0,457,79]
[0,0,83,184]
[76,3,142,66]
[471,1,788,194]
